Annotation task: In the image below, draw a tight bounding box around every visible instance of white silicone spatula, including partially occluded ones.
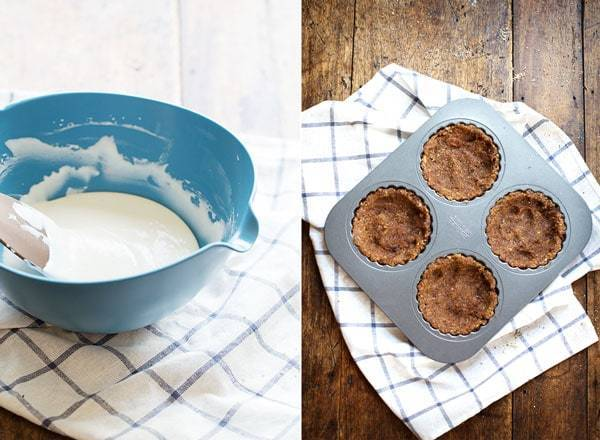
[0,193,50,269]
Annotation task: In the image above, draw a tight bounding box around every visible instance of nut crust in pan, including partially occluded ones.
[417,254,498,335]
[421,123,500,201]
[351,187,432,266]
[486,190,566,269]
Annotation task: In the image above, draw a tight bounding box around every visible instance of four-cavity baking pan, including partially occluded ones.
[324,98,593,363]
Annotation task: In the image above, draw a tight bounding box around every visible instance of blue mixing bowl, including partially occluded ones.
[0,92,258,332]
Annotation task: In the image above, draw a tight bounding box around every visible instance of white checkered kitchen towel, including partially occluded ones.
[302,64,600,440]
[0,93,300,439]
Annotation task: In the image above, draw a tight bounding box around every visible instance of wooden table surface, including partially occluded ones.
[302,0,599,438]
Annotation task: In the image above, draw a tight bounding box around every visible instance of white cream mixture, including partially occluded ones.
[6,192,199,282]
[0,134,229,281]
[2,135,228,243]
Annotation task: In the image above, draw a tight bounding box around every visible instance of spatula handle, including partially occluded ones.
[0,193,50,268]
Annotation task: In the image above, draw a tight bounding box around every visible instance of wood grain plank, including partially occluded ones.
[512,1,587,439]
[302,1,355,438]
[0,407,66,440]
[302,223,344,439]
[338,342,413,439]
[584,0,600,438]
[344,1,513,439]
[513,0,586,154]
[302,0,356,108]
[352,0,512,96]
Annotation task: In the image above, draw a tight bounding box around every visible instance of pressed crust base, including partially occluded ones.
[417,254,498,335]
[486,190,566,269]
[352,187,431,266]
[421,123,500,201]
